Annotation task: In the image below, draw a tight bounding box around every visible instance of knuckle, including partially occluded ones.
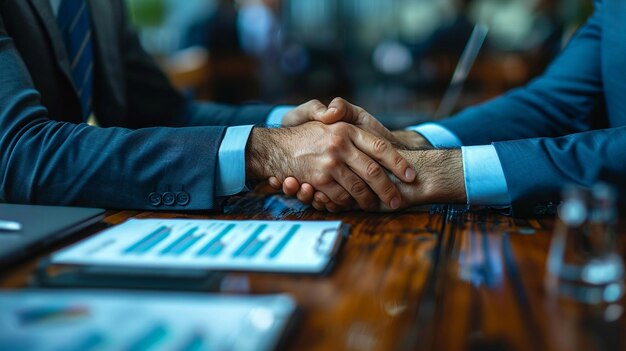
[323,156,341,170]
[313,173,332,186]
[336,191,352,204]
[328,135,346,153]
[381,182,397,199]
[349,180,368,196]
[357,108,368,120]
[393,155,406,169]
[314,192,327,203]
[331,122,351,135]
[366,161,383,178]
[372,138,388,153]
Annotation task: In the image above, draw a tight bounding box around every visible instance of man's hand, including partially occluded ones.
[281,149,467,212]
[246,122,417,211]
[281,98,399,143]
[272,98,405,193]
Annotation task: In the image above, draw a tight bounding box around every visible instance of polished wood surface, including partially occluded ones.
[1,193,624,351]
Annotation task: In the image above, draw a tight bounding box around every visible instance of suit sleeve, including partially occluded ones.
[116,0,273,128]
[0,16,226,210]
[493,127,626,216]
[437,2,605,145]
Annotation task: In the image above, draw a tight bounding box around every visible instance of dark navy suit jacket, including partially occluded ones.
[0,0,273,210]
[438,0,626,215]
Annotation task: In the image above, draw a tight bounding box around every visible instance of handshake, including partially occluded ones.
[245,98,467,212]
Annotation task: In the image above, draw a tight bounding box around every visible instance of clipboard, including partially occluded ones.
[33,220,349,290]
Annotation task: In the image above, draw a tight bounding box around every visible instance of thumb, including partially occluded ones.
[318,106,343,124]
[324,97,361,125]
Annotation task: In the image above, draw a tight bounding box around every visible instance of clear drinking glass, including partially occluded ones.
[546,184,625,304]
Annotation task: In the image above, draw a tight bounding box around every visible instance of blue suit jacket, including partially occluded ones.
[0,0,273,210]
[438,0,626,215]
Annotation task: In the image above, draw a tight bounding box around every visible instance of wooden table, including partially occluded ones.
[1,193,625,351]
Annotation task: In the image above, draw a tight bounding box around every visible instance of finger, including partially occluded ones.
[344,147,403,210]
[304,99,329,121]
[282,177,301,196]
[321,97,358,125]
[326,98,400,145]
[313,190,356,212]
[316,179,356,208]
[350,129,416,183]
[314,192,330,204]
[268,177,282,189]
[312,201,325,211]
[330,165,377,211]
[297,183,315,204]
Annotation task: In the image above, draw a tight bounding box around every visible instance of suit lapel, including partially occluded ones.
[28,0,78,93]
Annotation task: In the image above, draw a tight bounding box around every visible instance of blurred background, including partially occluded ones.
[127,0,593,128]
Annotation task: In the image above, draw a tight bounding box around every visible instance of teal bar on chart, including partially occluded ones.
[197,224,236,256]
[123,226,171,254]
[160,227,201,256]
[232,224,268,258]
[268,224,301,259]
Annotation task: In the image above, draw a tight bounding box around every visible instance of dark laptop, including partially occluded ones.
[0,204,105,267]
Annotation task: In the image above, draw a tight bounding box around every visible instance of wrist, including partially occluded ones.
[246,128,288,180]
[399,149,466,204]
[392,130,432,149]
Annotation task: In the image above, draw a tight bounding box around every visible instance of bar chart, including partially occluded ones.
[52,219,344,273]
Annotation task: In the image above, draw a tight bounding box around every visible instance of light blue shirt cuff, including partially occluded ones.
[406,123,462,148]
[461,145,511,206]
[266,106,295,127]
[216,125,254,196]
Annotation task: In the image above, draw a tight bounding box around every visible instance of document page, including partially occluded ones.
[0,290,296,351]
[52,219,344,273]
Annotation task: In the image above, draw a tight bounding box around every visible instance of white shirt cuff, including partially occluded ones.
[265,106,294,127]
[216,125,254,196]
[461,145,511,206]
[405,123,462,148]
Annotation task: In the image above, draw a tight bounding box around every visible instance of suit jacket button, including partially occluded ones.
[148,192,162,206]
[162,192,176,206]
[176,191,191,206]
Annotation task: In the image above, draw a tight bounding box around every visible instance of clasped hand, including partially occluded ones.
[250,98,429,212]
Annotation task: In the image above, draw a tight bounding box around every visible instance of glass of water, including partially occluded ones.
[546,183,625,304]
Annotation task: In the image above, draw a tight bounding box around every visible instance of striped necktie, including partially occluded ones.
[57,0,94,121]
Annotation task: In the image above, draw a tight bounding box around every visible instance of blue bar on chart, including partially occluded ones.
[179,331,206,351]
[232,224,269,258]
[243,238,268,258]
[160,227,203,256]
[127,323,169,351]
[268,224,301,259]
[196,224,236,257]
[123,226,171,254]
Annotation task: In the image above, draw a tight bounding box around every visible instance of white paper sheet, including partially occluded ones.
[52,219,344,273]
